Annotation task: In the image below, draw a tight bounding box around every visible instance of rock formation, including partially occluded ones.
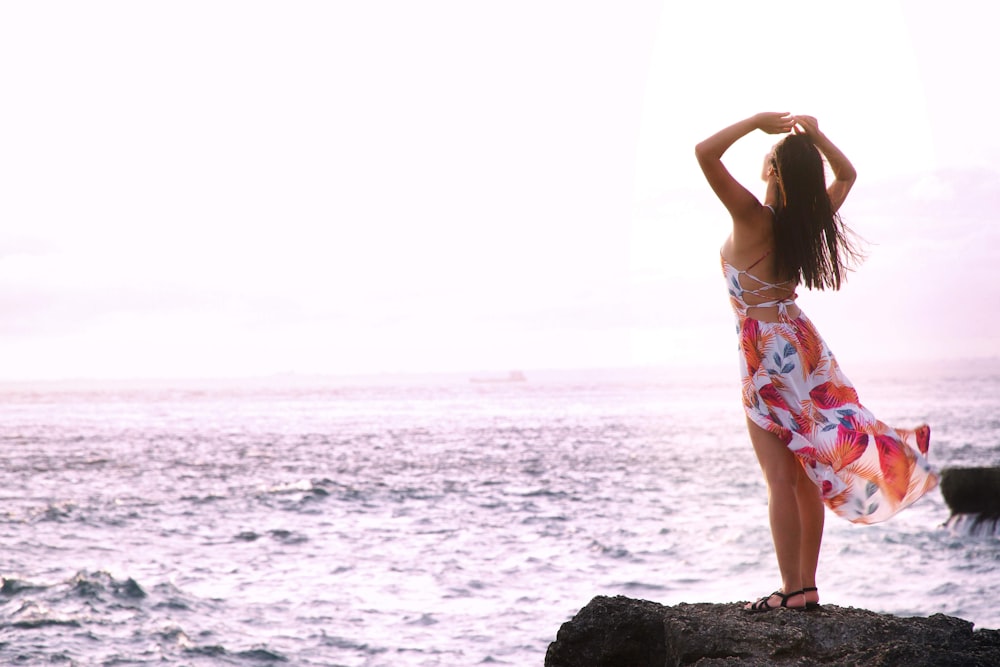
[545,595,1000,666]
[941,467,1000,522]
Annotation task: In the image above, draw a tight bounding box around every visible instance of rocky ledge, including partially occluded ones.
[545,595,1000,667]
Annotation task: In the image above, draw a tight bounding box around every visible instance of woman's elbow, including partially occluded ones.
[694,141,713,163]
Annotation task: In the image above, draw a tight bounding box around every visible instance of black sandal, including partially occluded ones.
[803,586,821,610]
[746,589,805,612]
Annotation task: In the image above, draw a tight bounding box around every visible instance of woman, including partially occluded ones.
[695,113,938,612]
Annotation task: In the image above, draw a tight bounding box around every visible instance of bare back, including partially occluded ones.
[721,204,801,323]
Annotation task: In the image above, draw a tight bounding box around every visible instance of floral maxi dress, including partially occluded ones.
[722,255,938,524]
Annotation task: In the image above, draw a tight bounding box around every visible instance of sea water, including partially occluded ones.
[1,361,998,666]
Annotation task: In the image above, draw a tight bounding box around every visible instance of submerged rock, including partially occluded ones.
[545,595,1000,667]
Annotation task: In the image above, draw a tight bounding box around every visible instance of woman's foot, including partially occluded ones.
[744,589,806,612]
[803,586,820,610]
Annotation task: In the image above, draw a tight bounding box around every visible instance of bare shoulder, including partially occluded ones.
[730,204,775,255]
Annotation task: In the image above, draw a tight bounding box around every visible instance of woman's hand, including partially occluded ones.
[754,112,795,135]
[793,115,824,138]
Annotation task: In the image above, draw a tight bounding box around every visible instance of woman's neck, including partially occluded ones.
[764,178,780,209]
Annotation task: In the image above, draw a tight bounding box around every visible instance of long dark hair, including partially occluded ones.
[772,134,862,290]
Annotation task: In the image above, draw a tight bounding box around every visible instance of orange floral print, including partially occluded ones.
[722,255,938,524]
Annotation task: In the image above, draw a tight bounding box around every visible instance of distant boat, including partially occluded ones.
[470,371,527,383]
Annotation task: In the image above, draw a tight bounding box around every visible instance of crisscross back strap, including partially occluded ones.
[745,250,771,272]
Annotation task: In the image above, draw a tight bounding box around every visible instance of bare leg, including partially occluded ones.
[795,463,824,605]
[745,417,807,609]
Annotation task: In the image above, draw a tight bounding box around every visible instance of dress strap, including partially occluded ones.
[745,208,776,272]
[746,250,771,272]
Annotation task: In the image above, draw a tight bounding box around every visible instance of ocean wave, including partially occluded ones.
[3,370,999,664]
[71,570,147,600]
[945,513,1000,537]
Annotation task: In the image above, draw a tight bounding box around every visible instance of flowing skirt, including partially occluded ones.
[737,311,938,524]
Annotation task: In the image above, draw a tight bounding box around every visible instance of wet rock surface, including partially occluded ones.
[545,595,1000,666]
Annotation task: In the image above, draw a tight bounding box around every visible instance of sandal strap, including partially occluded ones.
[802,586,818,593]
[749,589,809,611]
[779,589,805,607]
[750,591,782,611]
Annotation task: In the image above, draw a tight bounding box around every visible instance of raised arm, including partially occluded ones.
[793,115,856,212]
[695,112,795,221]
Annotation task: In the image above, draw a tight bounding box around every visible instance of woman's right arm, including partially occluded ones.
[695,112,794,221]
[794,115,856,212]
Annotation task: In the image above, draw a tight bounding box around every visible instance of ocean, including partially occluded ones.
[1,360,998,666]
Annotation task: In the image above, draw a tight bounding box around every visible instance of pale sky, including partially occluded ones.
[1,1,998,381]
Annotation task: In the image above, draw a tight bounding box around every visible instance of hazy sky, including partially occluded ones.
[1,1,998,381]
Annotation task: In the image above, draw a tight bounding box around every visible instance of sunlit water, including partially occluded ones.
[2,361,998,665]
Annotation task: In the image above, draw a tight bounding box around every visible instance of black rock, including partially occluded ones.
[940,467,1000,518]
[545,595,1000,667]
